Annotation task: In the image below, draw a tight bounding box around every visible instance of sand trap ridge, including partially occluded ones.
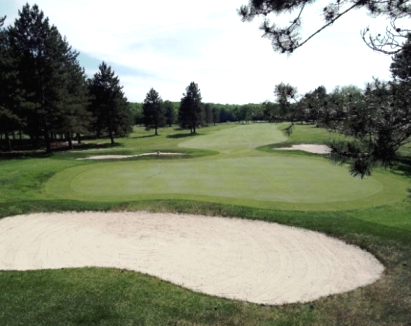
[77,152,185,160]
[276,144,331,154]
[0,212,383,305]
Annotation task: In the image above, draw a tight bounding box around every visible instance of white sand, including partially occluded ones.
[0,212,383,305]
[77,152,185,160]
[277,144,331,154]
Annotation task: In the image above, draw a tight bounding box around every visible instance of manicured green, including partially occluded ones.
[0,122,410,326]
[45,124,409,210]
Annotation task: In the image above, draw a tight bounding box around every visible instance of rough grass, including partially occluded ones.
[0,122,411,325]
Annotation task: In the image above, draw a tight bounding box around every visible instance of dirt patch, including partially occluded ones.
[0,212,383,305]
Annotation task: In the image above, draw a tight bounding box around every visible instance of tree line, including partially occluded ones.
[0,4,133,153]
[132,95,267,133]
[0,4,272,153]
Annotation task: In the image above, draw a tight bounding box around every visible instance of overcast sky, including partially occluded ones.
[3,0,398,104]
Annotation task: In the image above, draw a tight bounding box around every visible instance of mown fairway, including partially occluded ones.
[1,123,411,326]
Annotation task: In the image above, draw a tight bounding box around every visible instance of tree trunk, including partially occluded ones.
[76,133,81,144]
[108,127,115,145]
[67,132,73,150]
[43,116,52,153]
[5,131,12,152]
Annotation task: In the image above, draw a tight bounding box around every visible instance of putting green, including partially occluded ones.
[45,155,407,210]
[45,124,409,210]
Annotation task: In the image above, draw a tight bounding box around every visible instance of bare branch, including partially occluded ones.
[361,19,411,54]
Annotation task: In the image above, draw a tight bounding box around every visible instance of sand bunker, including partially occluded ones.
[277,144,331,154]
[77,152,184,160]
[0,212,383,305]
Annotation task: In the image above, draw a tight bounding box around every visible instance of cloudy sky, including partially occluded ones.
[2,0,398,104]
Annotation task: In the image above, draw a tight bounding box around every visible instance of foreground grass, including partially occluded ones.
[0,123,410,325]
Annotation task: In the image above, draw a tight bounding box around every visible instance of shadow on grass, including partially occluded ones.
[73,142,123,150]
[390,157,411,179]
[0,142,125,160]
[167,133,201,139]
[131,134,158,139]
[0,150,52,160]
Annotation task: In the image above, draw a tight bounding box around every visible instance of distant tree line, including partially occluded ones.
[0,4,133,153]
[133,89,267,136]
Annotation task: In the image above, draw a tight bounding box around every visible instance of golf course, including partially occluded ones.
[1,123,410,325]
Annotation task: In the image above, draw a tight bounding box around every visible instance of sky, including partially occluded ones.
[2,0,400,104]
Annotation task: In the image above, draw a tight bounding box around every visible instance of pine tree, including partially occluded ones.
[390,36,411,82]
[164,100,175,127]
[56,61,91,149]
[8,4,86,152]
[0,19,22,152]
[142,88,164,135]
[238,0,411,55]
[179,82,203,134]
[88,62,133,144]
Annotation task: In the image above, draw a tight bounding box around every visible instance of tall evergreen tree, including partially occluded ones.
[88,62,132,144]
[8,4,85,152]
[179,82,203,134]
[390,36,411,82]
[142,88,164,135]
[163,100,175,127]
[56,61,91,149]
[0,18,22,152]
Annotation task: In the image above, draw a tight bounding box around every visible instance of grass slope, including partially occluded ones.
[0,122,410,325]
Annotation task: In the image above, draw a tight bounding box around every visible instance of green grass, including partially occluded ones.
[44,123,409,211]
[0,122,411,325]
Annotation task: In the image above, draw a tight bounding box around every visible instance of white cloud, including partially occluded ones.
[5,0,395,103]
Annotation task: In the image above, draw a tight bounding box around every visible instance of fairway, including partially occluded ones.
[45,124,408,210]
[179,123,287,154]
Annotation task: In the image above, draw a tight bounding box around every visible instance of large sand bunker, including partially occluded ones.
[0,212,383,305]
